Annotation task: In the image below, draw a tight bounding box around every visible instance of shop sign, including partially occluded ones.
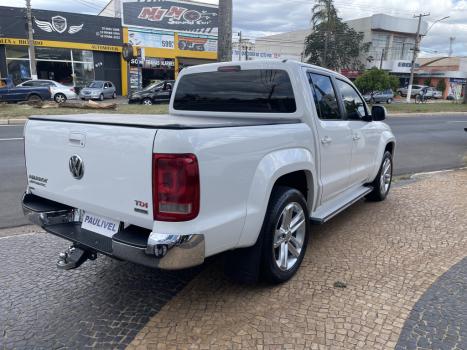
[130,57,175,68]
[122,0,218,36]
[178,34,217,52]
[128,29,175,49]
[0,6,122,46]
[449,78,466,84]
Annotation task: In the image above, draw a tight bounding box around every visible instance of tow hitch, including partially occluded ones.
[56,245,97,270]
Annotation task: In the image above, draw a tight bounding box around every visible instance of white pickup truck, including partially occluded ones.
[22,60,395,283]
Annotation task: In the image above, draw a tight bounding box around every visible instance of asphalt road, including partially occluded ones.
[0,114,466,229]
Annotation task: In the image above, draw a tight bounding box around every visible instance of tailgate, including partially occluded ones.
[24,119,156,230]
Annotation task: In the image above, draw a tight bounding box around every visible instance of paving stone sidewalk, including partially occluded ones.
[128,169,467,350]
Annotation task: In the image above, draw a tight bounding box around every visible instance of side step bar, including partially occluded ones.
[310,186,373,224]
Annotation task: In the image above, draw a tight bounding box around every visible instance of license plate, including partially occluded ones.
[81,212,119,238]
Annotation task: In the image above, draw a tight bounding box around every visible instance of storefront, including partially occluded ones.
[121,0,218,92]
[0,6,123,93]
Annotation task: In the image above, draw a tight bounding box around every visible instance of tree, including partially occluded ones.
[304,0,369,70]
[354,68,399,94]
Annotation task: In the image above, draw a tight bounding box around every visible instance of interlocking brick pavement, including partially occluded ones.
[128,169,467,350]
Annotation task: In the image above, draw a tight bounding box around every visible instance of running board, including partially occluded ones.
[310,186,373,224]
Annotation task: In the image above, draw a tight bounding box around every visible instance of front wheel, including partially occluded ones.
[54,93,67,104]
[112,92,116,99]
[142,97,153,105]
[261,186,310,283]
[386,98,393,104]
[99,93,104,101]
[366,151,393,201]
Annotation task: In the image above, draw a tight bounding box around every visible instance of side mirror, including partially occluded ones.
[371,105,387,121]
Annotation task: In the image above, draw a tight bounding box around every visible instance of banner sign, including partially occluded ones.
[0,6,122,46]
[178,34,217,52]
[130,57,175,68]
[128,29,174,49]
[122,0,218,35]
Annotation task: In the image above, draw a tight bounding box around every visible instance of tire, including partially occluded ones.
[260,186,310,283]
[142,98,153,105]
[366,151,393,202]
[99,93,104,101]
[386,98,393,104]
[27,94,42,102]
[54,93,66,104]
[112,92,116,99]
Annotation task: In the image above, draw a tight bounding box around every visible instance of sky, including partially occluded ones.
[1,0,466,56]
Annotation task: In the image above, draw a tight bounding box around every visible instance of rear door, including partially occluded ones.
[307,71,353,203]
[334,78,380,185]
[25,120,158,229]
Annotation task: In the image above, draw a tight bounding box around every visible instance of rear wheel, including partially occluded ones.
[112,92,116,99]
[54,93,66,104]
[261,186,309,283]
[366,151,393,201]
[27,94,42,102]
[386,98,393,104]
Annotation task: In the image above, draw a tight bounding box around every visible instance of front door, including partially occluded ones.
[307,71,353,203]
[334,78,379,185]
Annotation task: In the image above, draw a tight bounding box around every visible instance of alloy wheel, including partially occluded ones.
[273,202,306,271]
[380,158,392,194]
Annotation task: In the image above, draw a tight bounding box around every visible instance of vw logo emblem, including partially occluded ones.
[69,155,84,179]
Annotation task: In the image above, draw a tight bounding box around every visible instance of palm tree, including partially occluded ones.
[310,0,339,67]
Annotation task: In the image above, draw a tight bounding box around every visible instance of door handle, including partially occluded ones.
[352,135,361,141]
[321,136,332,145]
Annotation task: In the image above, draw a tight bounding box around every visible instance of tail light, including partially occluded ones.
[152,153,200,221]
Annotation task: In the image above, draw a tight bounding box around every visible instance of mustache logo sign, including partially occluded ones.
[34,15,84,34]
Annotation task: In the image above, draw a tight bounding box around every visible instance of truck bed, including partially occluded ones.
[28,114,301,129]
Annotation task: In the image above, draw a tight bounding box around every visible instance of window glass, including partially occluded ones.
[36,47,71,61]
[72,50,93,63]
[73,63,95,88]
[7,60,31,85]
[21,81,34,87]
[308,73,341,120]
[173,69,296,113]
[335,79,367,120]
[5,46,29,59]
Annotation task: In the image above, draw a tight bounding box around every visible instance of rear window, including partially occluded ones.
[173,69,296,113]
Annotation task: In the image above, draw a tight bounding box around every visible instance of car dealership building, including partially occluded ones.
[0,0,218,96]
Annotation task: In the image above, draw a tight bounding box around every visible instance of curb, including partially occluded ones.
[0,118,28,125]
[389,112,467,117]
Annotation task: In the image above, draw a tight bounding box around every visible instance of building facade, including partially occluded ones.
[0,0,219,96]
[0,6,124,93]
[103,0,218,95]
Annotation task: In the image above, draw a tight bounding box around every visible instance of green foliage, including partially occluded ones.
[354,68,399,94]
[436,79,446,92]
[423,78,432,86]
[304,0,370,70]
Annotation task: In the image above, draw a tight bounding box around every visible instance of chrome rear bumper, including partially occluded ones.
[22,193,205,270]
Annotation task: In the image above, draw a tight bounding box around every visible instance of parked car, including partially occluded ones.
[128,80,175,105]
[0,78,51,103]
[79,81,116,101]
[422,87,443,99]
[397,85,425,97]
[17,79,77,103]
[22,60,395,283]
[363,90,394,104]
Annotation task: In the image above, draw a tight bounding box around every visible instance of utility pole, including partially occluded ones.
[449,37,455,57]
[238,31,242,61]
[406,13,430,103]
[217,0,232,62]
[379,48,385,69]
[26,0,37,79]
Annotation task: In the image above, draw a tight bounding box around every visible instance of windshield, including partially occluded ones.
[143,81,164,91]
[87,82,103,88]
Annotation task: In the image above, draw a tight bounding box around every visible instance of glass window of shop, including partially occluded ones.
[5,46,95,88]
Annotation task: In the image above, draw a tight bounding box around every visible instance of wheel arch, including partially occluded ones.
[370,134,396,181]
[236,148,317,248]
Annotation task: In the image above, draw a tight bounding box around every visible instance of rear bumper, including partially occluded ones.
[22,193,205,270]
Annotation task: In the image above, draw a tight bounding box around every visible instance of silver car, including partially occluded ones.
[397,85,425,97]
[79,81,117,101]
[17,79,78,103]
[363,90,394,104]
